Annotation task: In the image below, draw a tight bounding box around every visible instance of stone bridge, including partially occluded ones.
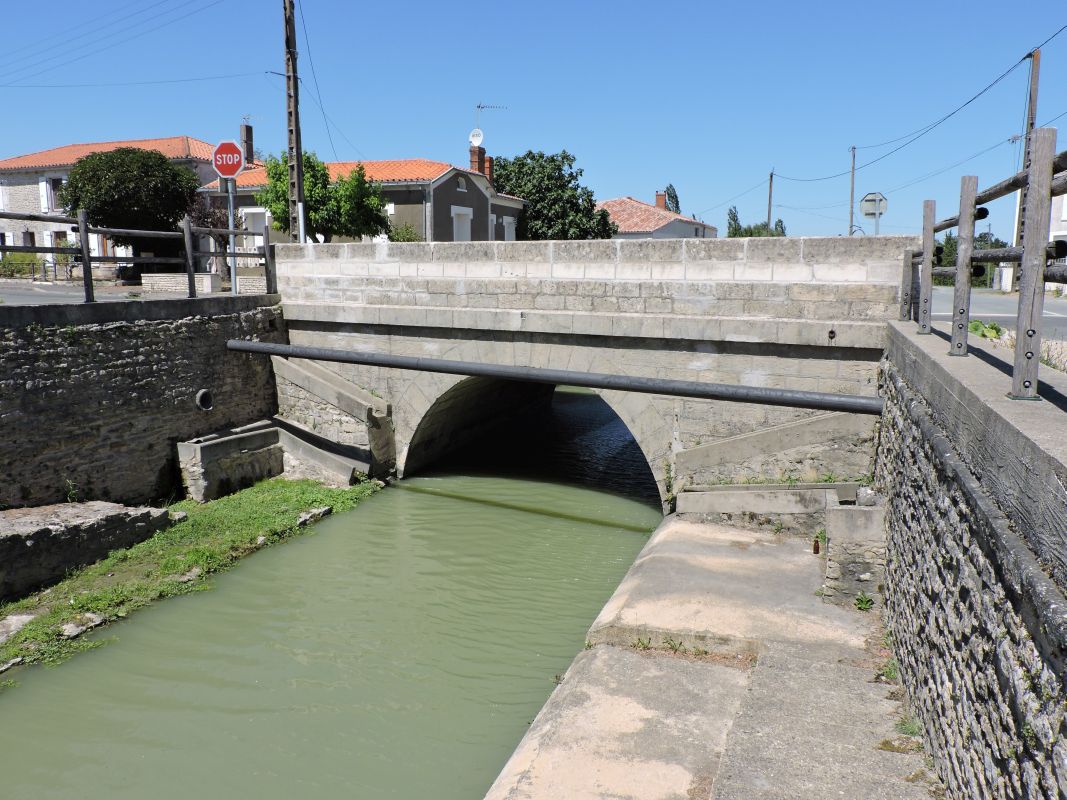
[272,236,914,503]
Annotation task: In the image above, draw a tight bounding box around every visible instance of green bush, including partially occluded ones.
[968,319,1004,339]
[388,223,422,242]
[0,252,41,278]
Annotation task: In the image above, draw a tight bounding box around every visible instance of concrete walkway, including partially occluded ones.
[485,517,936,800]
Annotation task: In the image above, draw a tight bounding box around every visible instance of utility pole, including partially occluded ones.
[283,0,305,242]
[848,145,856,235]
[766,170,774,229]
[1011,48,1040,288]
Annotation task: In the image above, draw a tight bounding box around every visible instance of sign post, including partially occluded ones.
[212,141,245,294]
[860,192,888,235]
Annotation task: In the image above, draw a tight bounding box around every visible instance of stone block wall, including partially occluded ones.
[876,327,1067,799]
[275,378,370,449]
[0,296,284,508]
[142,273,222,294]
[273,237,912,496]
[0,502,172,600]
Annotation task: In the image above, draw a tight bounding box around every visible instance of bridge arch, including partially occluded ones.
[394,371,672,504]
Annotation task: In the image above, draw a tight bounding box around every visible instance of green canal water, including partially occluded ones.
[0,389,661,799]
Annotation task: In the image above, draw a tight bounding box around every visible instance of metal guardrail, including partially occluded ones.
[0,209,277,302]
[904,127,1066,400]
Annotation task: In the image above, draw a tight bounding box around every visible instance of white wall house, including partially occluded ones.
[0,136,215,275]
[597,192,717,240]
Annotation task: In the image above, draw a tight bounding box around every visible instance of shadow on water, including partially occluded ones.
[418,386,663,509]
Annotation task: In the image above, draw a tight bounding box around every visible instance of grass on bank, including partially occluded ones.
[0,478,379,669]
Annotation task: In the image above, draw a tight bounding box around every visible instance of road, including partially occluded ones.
[0,281,183,305]
[931,286,1067,340]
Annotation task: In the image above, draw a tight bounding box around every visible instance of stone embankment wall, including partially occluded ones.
[0,502,172,600]
[274,237,914,499]
[876,322,1066,799]
[0,296,284,508]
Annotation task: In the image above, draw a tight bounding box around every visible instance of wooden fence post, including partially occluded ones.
[262,217,277,295]
[899,250,913,320]
[182,215,197,299]
[1010,127,1057,399]
[949,176,978,356]
[77,209,94,303]
[917,200,935,334]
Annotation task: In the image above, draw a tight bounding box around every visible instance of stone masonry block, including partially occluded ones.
[812,262,867,282]
[649,261,686,280]
[553,239,618,262]
[772,263,814,282]
[550,262,585,279]
[745,236,802,263]
[494,241,552,262]
[865,262,905,284]
[341,243,376,260]
[432,242,495,262]
[734,262,776,282]
[684,262,735,281]
[386,242,432,262]
[682,238,746,261]
[583,262,617,280]
[619,239,684,262]
[801,235,918,264]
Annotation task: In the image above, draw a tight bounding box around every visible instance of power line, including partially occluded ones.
[0,71,263,89]
[0,0,179,74]
[0,0,226,87]
[266,70,366,159]
[296,0,338,162]
[693,177,769,216]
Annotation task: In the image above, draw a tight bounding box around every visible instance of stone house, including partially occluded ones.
[202,145,525,243]
[0,136,216,269]
[598,193,718,239]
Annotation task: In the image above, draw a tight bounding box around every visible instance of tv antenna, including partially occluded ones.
[475,103,507,127]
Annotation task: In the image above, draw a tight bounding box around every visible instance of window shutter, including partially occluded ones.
[38,177,49,211]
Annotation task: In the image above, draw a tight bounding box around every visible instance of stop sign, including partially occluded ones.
[212,141,245,179]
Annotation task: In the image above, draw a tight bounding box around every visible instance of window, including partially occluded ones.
[49,178,64,211]
[456,177,467,192]
[385,202,395,216]
[23,231,35,247]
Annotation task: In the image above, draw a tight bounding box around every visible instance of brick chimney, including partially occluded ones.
[470,145,486,176]
[655,191,667,209]
[484,155,494,184]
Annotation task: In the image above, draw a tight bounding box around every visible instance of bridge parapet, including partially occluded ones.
[273,236,917,499]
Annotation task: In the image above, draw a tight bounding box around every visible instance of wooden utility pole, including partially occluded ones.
[766,170,774,229]
[283,0,305,242]
[848,146,856,235]
[1012,49,1040,260]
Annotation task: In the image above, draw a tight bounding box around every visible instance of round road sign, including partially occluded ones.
[212,141,245,179]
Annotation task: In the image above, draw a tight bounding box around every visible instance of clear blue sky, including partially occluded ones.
[3,0,1065,240]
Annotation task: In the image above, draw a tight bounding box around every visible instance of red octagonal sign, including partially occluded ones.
[212,140,245,179]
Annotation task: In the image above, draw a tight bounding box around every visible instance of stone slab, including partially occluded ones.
[587,517,868,653]
[484,646,750,800]
[674,487,840,515]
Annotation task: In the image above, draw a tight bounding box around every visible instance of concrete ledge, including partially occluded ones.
[0,502,172,600]
[675,485,854,514]
[271,355,388,420]
[0,294,280,327]
[281,301,889,349]
[484,646,750,800]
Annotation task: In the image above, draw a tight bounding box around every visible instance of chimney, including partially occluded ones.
[240,123,254,166]
[470,145,486,176]
[655,191,667,209]
[484,155,494,184]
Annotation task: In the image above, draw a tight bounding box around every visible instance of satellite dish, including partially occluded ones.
[469,128,484,147]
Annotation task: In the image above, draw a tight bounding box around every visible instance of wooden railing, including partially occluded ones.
[0,210,277,302]
[904,127,1067,399]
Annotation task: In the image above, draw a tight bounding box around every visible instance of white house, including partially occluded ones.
[597,192,717,239]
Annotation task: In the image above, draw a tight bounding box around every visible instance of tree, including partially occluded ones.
[725,206,786,237]
[388,223,422,242]
[491,150,617,240]
[936,230,1009,287]
[60,147,199,247]
[256,152,389,242]
[665,184,680,214]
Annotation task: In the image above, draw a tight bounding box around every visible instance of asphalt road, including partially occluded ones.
[0,281,139,305]
[931,286,1067,340]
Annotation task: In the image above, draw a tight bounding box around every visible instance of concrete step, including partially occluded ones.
[272,415,372,483]
[710,641,931,800]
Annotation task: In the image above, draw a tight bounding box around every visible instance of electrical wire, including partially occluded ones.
[0,0,226,87]
[0,0,179,73]
[265,70,366,160]
[0,72,263,89]
[692,177,768,216]
[297,0,338,162]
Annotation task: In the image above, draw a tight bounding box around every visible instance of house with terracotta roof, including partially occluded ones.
[203,144,525,243]
[598,192,717,240]
[0,136,215,265]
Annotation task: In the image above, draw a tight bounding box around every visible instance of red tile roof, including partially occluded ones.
[208,158,458,190]
[0,136,215,170]
[598,196,717,235]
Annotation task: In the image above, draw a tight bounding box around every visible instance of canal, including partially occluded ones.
[0,388,661,798]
